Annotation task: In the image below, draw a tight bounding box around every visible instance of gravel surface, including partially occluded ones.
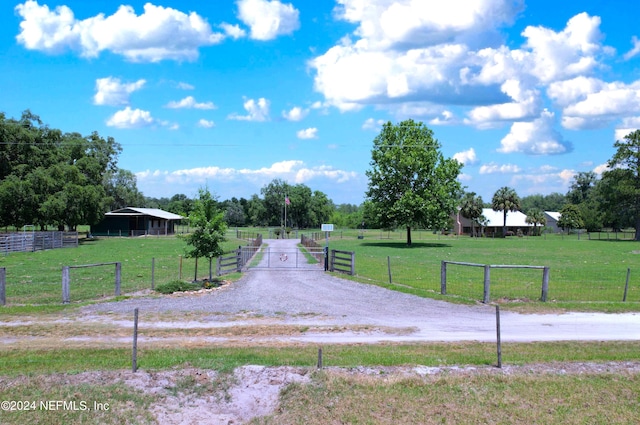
[81,239,640,344]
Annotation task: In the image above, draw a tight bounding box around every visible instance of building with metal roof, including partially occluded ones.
[91,207,184,237]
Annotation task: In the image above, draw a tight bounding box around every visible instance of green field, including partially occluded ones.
[0,230,246,306]
[0,228,639,311]
[320,230,640,311]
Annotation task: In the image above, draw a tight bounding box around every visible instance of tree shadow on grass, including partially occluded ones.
[360,241,451,249]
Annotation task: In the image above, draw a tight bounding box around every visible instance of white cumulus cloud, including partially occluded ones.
[498,110,572,155]
[296,128,318,139]
[197,119,215,128]
[228,97,270,121]
[106,107,154,128]
[479,163,521,174]
[237,0,300,41]
[93,77,146,106]
[15,1,225,62]
[282,106,309,121]
[453,148,478,165]
[166,96,216,109]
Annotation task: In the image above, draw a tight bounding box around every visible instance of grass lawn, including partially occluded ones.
[0,231,246,306]
[323,231,640,311]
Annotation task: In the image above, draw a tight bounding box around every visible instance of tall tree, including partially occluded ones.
[182,187,227,280]
[103,169,144,210]
[365,120,462,246]
[603,130,640,240]
[459,192,484,237]
[525,208,546,236]
[491,186,521,237]
[566,171,598,204]
[558,204,584,233]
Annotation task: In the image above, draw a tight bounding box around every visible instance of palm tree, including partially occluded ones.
[491,186,521,237]
[459,192,484,237]
[525,208,546,236]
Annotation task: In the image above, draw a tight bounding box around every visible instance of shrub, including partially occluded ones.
[155,280,202,294]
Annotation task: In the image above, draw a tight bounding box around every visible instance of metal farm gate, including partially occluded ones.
[244,246,325,271]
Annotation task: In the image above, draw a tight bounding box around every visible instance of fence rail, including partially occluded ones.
[330,249,355,275]
[0,231,78,254]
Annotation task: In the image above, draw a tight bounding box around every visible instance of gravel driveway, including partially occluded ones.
[79,239,640,344]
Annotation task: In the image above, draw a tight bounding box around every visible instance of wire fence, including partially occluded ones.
[373,256,639,304]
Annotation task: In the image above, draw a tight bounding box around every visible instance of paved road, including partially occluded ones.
[80,238,640,344]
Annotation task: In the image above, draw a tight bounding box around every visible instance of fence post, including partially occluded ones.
[623,268,630,302]
[62,266,70,304]
[496,305,502,368]
[440,261,447,295]
[151,258,155,290]
[350,251,355,275]
[483,265,491,303]
[236,248,242,272]
[0,267,5,306]
[132,308,139,373]
[114,262,122,296]
[179,256,183,280]
[387,256,392,284]
[541,267,550,302]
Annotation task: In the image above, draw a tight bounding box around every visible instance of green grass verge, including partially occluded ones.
[2,341,639,376]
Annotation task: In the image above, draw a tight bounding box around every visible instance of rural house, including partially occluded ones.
[455,208,561,236]
[91,207,184,237]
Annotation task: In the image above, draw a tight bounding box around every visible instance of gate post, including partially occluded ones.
[440,261,447,295]
[483,265,491,303]
[541,266,550,302]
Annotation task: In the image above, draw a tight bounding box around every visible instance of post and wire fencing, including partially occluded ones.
[374,255,638,304]
[440,261,549,303]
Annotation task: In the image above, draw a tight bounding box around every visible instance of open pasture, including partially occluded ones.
[0,231,245,306]
[322,230,640,310]
[0,227,638,311]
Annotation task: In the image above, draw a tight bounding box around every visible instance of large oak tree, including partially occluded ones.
[365,120,462,246]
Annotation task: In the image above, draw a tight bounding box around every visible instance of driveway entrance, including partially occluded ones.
[245,239,325,271]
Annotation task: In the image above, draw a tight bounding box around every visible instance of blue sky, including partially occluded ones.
[2,0,640,205]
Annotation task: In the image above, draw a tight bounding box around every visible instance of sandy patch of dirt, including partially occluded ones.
[2,362,638,424]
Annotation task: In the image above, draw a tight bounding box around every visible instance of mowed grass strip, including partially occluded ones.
[2,341,639,376]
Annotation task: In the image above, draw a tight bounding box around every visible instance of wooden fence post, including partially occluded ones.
[132,308,139,372]
[440,261,447,295]
[115,262,122,296]
[151,258,155,290]
[623,268,630,302]
[0,267,5,306]
[62,266,70,304]
[387,256,392,284]
[483,265,491,304]
[541,267,550,302]
[317,347,323,369]
[350,251,355,276]
[496,305,502,368]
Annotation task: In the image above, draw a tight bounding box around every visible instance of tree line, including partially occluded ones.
[0,111,143,230]
[459,130,640,240]
[2,111,639,241]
